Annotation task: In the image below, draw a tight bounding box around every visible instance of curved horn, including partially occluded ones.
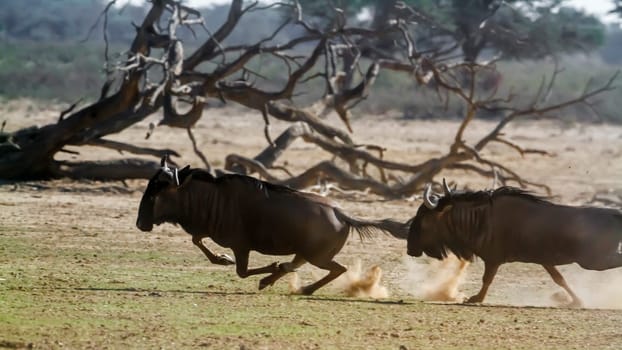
[442,178,451,196]
[173,168,180,186]
[423,184,439,210]
[158,154,178,185]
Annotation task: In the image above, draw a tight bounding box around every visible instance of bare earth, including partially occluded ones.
[2,101,622,349]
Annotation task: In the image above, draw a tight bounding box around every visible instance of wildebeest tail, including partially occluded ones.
[334,209,409,240]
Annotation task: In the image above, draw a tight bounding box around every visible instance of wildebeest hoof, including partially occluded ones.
[295,286,314,296]
[258,278,273,290]
[550,291,583,308]
[566,299,584,309]
[464,295,483,304]
[218,254,235,265]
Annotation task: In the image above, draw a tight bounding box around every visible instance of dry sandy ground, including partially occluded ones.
[2,100,622,348]
[3,100,622,301]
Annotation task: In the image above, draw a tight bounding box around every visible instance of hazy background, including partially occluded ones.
[1,0,621,122]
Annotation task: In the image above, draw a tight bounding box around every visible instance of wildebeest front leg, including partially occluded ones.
[297,261,347,296]
[465,261,499,304]
[233,249,280,278]
[192,236,235,265]
[542,265,583,308]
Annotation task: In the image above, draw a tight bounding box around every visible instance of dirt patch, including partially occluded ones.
[2,107,622,348]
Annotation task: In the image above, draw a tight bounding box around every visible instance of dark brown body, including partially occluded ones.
[407,185,622,306]
[137,160,407,295]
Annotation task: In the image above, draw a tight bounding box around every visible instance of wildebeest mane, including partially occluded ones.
[177,166,215,183]
[491,186,552,204]
[178,167,333,205]
[436,186,551,208]
[431,186,551,261]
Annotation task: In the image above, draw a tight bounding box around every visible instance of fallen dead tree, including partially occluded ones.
[0,0,616,198]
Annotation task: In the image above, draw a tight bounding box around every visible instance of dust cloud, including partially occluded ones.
[474,264,622,309]
[288,260,390,299]
[493,265,622,309]
[401,254,470,302]
[288,272,301,294]
[287,257,622,308]
[333,260,390,299]
[558,265,622,309]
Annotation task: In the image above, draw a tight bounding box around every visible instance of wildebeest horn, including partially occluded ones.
[173,168,179,186]
[160,154,168,169]
[442,178,451,196]
[423,184,439,210]
[158,154,179,185]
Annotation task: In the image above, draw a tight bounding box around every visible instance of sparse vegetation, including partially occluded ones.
[2,111,622,347]
[0,1,620,122]
[0,41,106,101]
[1,1,621,348]
[2,42,620,123]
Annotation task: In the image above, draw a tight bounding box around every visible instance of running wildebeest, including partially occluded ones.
[407,180,622,307]
[136,157,407,295]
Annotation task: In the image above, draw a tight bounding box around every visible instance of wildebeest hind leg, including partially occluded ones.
[465,262,499,304]
[542,265,583,308]
[232,249,280,278]
[259,255,307,290]
[297,261,347,295]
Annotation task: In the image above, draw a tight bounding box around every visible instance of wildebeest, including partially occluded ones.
[407,180,622,307]
[136,157,407,295]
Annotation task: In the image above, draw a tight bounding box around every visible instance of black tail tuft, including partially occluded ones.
[334,209,410,240]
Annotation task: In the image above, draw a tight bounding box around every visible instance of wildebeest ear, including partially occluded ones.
[177,172,194,190]
[176,165,191,183]
[157,168,176,184]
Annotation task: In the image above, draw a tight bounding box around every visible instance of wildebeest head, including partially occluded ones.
[136,156,187,232]
[407,179,454,259]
